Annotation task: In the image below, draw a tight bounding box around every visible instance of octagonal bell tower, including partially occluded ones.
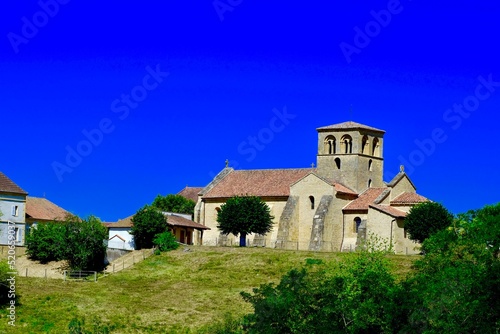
[316,121,385,193]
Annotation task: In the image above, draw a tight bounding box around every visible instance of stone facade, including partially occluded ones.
[194,121,428,254]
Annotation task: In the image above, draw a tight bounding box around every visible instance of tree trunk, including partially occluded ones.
[239,233,247,247]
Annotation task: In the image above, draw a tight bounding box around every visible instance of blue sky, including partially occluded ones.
[1,0,499,221]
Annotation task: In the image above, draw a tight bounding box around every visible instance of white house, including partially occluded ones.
[0,172,28,246]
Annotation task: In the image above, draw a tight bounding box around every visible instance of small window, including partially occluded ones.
[372,138,380,156]
[368,179,372,188]
[14,227,21,242]
[354,217,362,233]
[11,205,19,217]
[309,196,315,210]
[335,158,341,170]
[368,159,373,171]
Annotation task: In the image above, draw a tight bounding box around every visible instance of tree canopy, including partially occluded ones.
[130,205,168,249]
[404,201,454,243]
[216,196,274,247]
[152,194,196,215]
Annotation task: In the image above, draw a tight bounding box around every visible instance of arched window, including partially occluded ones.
[341,135,353,154]
[368,179,372,188]
[361,135,369,154]
[324,136,336,154]
[335,158,341,170]
[372,138,380,156]
[368,159,373,171]
[354,217,362,233]
[309,196,315,210]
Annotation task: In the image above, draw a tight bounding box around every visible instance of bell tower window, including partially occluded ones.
[324,136,336,154]
[335,158,341,170]
[372,138,380,157]
[341,135,353,154]
[361,135,369,154]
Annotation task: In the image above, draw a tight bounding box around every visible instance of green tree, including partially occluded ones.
[130,205,168,249]
[404,201,454,243]
[0,261,15,306]
[65,215,108,271]
[403,203,500,333]
[25,222,67,263]
[216,196,274,247]
[152,194,196,215]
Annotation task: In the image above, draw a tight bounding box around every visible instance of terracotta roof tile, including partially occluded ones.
[334,183,358,196]
[26,196,70,221]
[109,215,134,228]
[203,168,314,199]
[177,186,203,203]
[0,172,27,195]
[369,204,407,218]
[391,192,428,205]
[317,121,385,133]
[343,188,387,211]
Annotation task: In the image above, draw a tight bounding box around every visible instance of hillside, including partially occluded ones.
[0,247,417,333]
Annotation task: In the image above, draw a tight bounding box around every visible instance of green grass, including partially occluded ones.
[0,247,417,333]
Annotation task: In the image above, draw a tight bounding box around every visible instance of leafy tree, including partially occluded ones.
[403,202,500,333]
[65,215,108,271]
[404,201,454,243]
[152,194,196,215]
[130,205,168,249]
[0,261,15,306]
[217,196,274,247]
[26,222,67,263]
[153,231,179,252]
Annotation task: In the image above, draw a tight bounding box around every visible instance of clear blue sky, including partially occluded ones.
[1,1,499,221]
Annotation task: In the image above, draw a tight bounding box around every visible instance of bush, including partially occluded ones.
[242,251,402,333]
[0,261,15,306]
[153,231,179,252]
[26,222,67,263]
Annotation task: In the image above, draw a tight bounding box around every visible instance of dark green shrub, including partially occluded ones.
[153,231,179,252]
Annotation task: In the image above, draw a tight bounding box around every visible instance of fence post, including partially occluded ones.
[45,269,47,279]
[64,270,66,281]
[113,263,115,273]
[25,268,28,277]
[143,251,145,260]
[94,272,97,282]
[123,260,125,270]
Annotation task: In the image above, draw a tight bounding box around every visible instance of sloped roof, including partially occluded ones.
[334,183,358,196]
[0,172,27,195]
[289,172,357,196]
[369,204,407,218]
[386,171,417,190]
[343,188,387,211]
[317,121,385,133]
[391,192,428,205]
[108,214,210,230]
[168,214,210,230]
[202,168,314,199]
[26,196,70,221]
[178,186,203,203]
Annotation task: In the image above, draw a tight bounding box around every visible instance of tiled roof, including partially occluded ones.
[177,186,203,203]
[369,204,407,218]
[108,214,210,230]
[391,192,428,205]
[202,168,314,199]
[0,172,27,195]
[26,196,70,221]
[317,121,385,133]
[168,214,210,230]
[334,183,358,196]
[343,188,387,211]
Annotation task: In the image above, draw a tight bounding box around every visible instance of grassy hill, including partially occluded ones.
[0,247,417,333]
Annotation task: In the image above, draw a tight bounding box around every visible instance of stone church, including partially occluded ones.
[193,121,427,254]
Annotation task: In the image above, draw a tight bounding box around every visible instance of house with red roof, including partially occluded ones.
[193,121,428,254]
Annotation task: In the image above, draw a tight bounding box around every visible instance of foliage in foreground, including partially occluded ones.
[25,215,108,271]
[241,202,500,334]
[130,205,168,249]
[217,196,274,247]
